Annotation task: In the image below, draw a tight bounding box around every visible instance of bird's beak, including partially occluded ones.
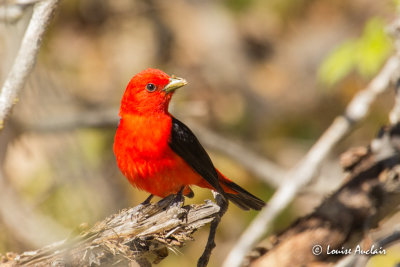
[164,76,187,93]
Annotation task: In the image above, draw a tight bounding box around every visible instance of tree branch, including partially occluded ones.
[249,123,400,266]
[223,52,400,267]
[187,120,285,188]
[0,196,220,266]
[12,108,286,188]
[0,0,59,130]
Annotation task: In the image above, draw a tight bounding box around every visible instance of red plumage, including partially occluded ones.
[114,68,264,210]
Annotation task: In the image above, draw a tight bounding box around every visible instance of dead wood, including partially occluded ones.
[0,196,219,266]
[249,124,400,267]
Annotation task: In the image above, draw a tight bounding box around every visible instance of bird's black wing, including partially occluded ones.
[168,117,225,194]
[169,117,266,211]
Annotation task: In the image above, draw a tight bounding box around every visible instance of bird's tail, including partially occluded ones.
[217,171,265,211]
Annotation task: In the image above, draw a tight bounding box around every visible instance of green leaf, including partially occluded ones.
[356,18,392,77]
[318,40,357,86]
[318,17,392,87]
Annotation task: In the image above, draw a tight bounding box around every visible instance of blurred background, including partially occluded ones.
[0,0,399,266]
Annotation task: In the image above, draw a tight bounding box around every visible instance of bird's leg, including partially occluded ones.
[197,191,229,267]
[141,194,154,205]
[171,186,185,207]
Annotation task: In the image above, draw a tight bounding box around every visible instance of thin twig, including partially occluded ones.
[389,79,400,125]
[335,225,400,267]
[13,109,286,187]
[388,20,400,126]
[188,121,286,188]
[0,0,64,248]
[376,227,400,248]
[0,0,59,130]
[197,192,229,267]
[223,55,400,267]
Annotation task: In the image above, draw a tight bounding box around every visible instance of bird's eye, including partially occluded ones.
[146,83,156,92]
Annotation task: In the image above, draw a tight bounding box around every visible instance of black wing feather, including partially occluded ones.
[169,117,225,195]
[169,117,266,211]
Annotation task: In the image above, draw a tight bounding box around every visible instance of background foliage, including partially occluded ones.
[1,0,400,266]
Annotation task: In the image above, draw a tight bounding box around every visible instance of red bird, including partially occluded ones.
[113,68,265,210]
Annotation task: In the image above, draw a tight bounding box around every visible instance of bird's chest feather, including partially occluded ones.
[113,114,178,179]
[115,114,172,158]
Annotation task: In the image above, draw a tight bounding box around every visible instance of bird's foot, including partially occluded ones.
[179,206,191,223]
[171,187,189,222]
[141,194,154,205]
[171,186,185,208]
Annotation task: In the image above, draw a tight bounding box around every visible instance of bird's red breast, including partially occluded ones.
[114,113,206,197]
[114,68,265,210]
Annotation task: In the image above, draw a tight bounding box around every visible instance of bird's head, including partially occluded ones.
[119,68,187,115]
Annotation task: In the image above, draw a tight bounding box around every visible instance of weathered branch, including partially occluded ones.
[0,0,59,130]
[223,22,400,267]
[0,196,220,266]
[248,123,400,267]
[388,20,400,125]
[389,79,400,125]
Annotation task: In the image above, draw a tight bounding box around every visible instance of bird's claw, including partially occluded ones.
[171,192,185,208]
[178,206,190,223]
[170,186,185,208]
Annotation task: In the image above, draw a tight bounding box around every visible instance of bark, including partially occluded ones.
[0,196,219,266]
[250,124,400,267]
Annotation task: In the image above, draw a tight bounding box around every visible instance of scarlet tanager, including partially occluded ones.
[113,68,265,210]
